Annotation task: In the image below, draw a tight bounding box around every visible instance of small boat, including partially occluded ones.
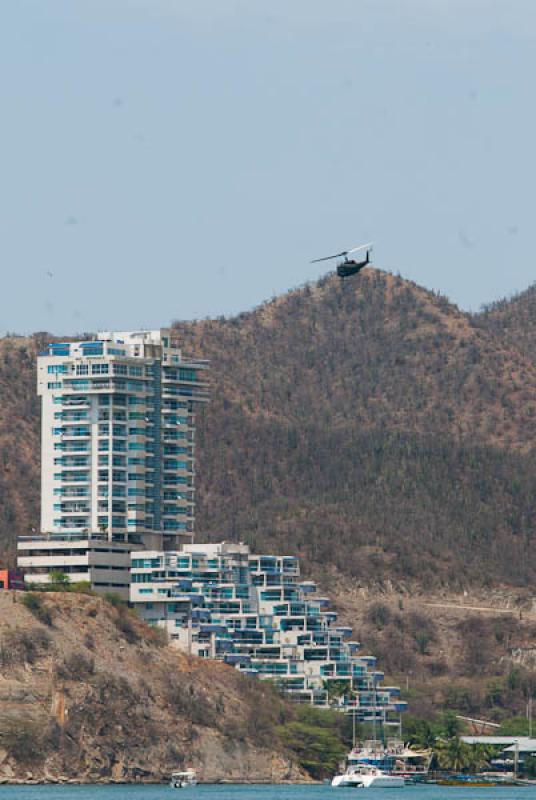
[170,769,197,788]
[332,765,405,788]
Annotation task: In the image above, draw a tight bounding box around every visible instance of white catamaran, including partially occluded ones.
[332,764,405,788]
[332,739,432,788]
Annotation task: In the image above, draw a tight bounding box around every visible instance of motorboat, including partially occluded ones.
[332,764,405,788]
[170,769,197,788]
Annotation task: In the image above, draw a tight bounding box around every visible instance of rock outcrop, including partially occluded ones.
[0,592,308,783]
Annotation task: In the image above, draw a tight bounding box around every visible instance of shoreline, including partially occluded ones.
[0,779,320,786]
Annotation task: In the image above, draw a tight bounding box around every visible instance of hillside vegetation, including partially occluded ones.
[0,591,341,783]
[2,272,536,592]
[173,271,536,589]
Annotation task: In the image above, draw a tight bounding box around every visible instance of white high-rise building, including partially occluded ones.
[18,330,208,596]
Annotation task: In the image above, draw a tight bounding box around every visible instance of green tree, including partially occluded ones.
[439,711,462,739]
[524,755,536,777]
[49,570,70,590]
[435,738,472,773]
[324,679,352,705]
[498,716,531,736]
[277,719,346,779]
[465,744,493,773]
[403,714,437,749]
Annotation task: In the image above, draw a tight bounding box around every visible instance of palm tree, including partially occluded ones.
[466,744,493,774]
[435,738,472,773]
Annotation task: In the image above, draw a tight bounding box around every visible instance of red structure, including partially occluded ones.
[0,569,25,590]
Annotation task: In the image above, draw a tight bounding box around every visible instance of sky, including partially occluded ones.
[1,0,535,334]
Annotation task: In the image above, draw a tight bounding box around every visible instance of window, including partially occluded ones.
[129,366,142,376]
[49,343,71,356]
[48,364,66,374]
[178,368,197,382]
[128,458,144,466]
[80,342,103,356]
[48,382,62,390]
[92,363,109,375]
[76,364,89,376]
[98,441,109,452]
[164,460,187,470]
[129,442,145,451]
[163,520,187,531]
[113,364,127,376]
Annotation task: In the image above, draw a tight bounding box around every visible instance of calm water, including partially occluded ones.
[0,786,535,800]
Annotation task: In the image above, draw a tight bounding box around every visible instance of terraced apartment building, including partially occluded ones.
[130,542,407,723]
[17,330,208,596]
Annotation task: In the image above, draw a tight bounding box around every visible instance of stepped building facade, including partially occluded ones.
[130,542,406,725]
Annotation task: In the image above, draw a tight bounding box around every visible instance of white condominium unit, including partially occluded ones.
[130,542,407,724]
[18,330,208,595]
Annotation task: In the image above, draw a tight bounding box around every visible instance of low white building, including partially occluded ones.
[18,533,132,598]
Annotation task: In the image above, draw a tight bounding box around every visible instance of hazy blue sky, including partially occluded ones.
[1,0,535,334]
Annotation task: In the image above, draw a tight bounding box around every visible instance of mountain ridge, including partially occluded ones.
[2,270,536,591]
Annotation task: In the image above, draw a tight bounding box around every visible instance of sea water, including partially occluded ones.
[0,785,535,800]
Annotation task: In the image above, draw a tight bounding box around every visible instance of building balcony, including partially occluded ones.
[62,398,91,408]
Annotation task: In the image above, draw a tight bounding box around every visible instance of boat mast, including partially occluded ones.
[372,678,377,744]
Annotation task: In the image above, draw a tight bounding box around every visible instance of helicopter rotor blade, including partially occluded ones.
[310,251,347,264]
[346,242,374,256]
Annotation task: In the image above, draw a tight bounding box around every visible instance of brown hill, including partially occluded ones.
[173,271,536,588]
[2,271,536,591]
[0,590,311,783]
[478,282,536,358]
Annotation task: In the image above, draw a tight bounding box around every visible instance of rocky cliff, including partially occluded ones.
[0,591,308,784]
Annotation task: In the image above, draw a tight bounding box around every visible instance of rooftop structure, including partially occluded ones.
[130,542,406,722]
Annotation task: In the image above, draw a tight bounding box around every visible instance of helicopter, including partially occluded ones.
[311,242,373,278]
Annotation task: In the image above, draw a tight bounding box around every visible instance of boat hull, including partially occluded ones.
[332,773,405,788]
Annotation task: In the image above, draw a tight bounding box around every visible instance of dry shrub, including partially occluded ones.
[0,627,52,667]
